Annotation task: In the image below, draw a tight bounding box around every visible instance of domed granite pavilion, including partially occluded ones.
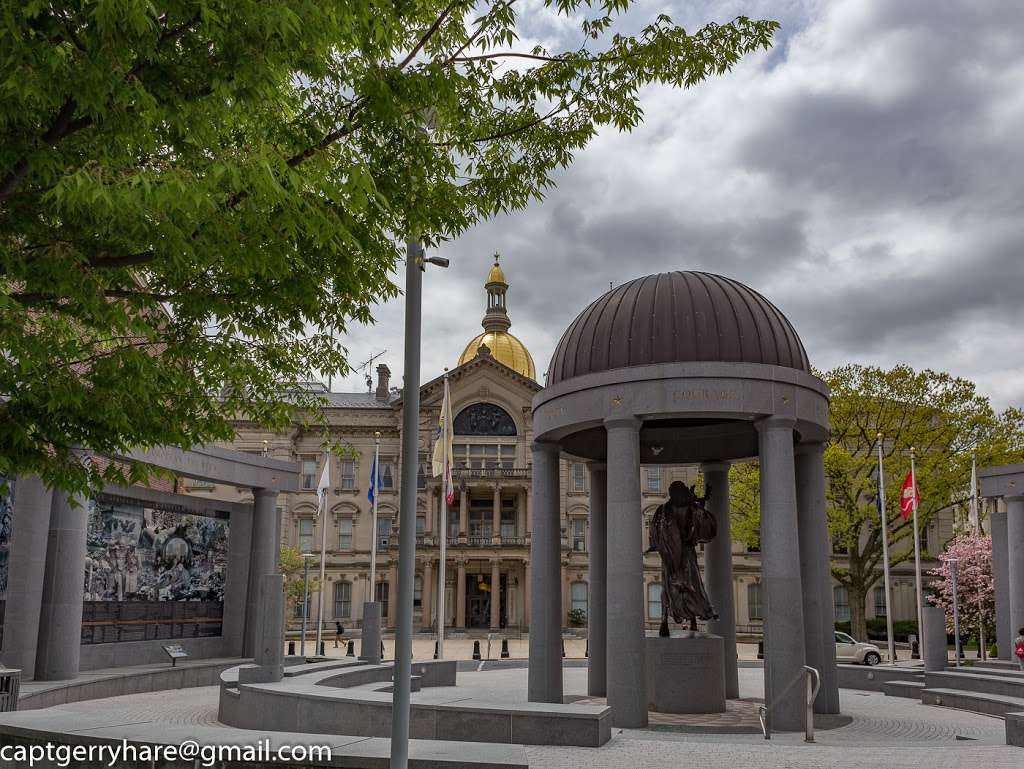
[527,271,840,732]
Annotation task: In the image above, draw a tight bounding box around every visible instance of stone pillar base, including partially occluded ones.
[922,605,947,672]
[360,601,382,664]
[645,634,726,714]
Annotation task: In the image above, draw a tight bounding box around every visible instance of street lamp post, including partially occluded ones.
[390,238,448,769]
[949,557,962,669]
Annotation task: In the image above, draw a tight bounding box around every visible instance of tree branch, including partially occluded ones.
[397,1,465,70]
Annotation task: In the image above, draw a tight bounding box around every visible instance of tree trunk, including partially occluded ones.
[849,583,868,642]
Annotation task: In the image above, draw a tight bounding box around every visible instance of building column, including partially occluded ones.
[526,488,533,537]
[35,488,90,680]
[587,463,608,697]
[0,476,53,677]
[604,417,647,728]
[523,560,531,627]
[492,484,502,543]
[425,490,435,535]
[459,488,469,540]
[1006,495,1024,648]
[794,443,840,714]
[701,461,739,700]
[990,510,1011,659]
[490,559,502,629]
[245,488,280,657]
[756,417,807,732]
[456,560,467,629]
[422,560,434,630]
[387,560,399,628]
[528,441,563,703]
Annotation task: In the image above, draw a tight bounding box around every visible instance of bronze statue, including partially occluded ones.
[648,480,718,635]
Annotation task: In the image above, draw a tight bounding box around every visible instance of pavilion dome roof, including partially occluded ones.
[546,271,809,386]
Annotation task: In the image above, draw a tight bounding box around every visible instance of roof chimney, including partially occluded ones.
[375,364,391,401]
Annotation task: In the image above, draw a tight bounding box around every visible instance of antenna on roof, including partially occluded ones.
[356,350,388,393]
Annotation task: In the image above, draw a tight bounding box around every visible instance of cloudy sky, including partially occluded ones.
[331,0,1024,409]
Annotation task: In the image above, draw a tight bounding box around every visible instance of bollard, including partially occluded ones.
[319,641,325,656]
[434,641,439,660]
[381,641,386,660]
[501,639,510,659]
[288,641,295,656]
[757,640,764,660]
[562,639,566,658]
[472,640,482,660]
[346,640,355,657]
[585,640,589,658]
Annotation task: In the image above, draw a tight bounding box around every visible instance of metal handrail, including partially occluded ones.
[758,705,769,740]
[803,665,821,743]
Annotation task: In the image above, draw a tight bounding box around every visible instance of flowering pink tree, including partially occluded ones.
[927,534,995,641]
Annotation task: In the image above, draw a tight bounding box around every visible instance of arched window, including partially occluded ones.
[647,583,663,620]
[453,403,517,436]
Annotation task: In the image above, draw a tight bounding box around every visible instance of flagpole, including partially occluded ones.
[971,452,986,660]
[909,448,925,663]
[436,371,449,660]
[316,451,329,654]
[877,434,897,665]
[370,433,380,596]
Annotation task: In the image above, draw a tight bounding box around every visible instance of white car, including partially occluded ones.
[835,631,882,665]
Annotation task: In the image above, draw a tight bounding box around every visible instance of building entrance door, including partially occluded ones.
[465,573,506,629]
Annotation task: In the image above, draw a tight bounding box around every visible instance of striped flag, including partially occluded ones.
[432,375,455,505]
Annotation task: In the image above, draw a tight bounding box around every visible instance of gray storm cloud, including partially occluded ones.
[332,0,1024,409]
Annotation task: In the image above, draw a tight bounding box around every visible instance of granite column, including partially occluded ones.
[605,418,647,728]
[794,442,840,714]
[701,461,739,700]
[0,476,53,677]
[528,441,562,703]
[757,417,807,732]
[587,463,607,697]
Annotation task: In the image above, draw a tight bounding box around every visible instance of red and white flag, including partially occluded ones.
[899,470,920,520]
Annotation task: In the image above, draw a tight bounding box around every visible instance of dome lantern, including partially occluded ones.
[457,254,537,380]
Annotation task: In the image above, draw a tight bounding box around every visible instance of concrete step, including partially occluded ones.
[925,669,1024,699]
[921,687,1024,718]
[882,680,925,699]
[972,659,1021,672]
[1007,711,1024,747]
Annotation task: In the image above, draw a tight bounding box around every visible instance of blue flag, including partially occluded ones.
[367,456,382,504]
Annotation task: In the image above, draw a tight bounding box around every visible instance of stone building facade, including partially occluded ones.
[183,258,955,635]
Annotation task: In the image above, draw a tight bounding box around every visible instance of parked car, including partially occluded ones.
[835,631,882,665]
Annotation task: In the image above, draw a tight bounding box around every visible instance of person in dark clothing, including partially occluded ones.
[335,621,345,648]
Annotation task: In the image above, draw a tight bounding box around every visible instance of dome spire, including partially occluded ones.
[482,252,511,333]
[456,254,537,380]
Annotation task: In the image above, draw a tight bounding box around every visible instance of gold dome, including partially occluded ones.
[486,253,506,285]
[459,331,536,380]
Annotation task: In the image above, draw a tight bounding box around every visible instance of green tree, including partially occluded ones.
[280,546,320,621]
[0,2,777,495]
[723,364,1024,641]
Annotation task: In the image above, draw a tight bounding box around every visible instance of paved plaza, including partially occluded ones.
[17,664,1017,769]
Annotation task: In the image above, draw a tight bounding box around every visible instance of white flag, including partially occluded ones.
[968,454,979,533]
[316,458,330,516]
[432,376,455,505]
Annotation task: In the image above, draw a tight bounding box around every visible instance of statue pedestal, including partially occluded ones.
[645,633,726,713]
